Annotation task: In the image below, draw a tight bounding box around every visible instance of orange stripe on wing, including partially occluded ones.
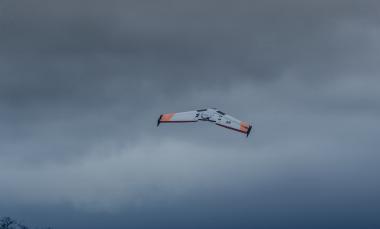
[160,113,175,122]
[240,122,250,133]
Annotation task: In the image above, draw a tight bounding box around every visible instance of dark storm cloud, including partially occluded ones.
[0,0,380,228]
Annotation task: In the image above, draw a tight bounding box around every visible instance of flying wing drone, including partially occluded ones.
[157,108,253,137]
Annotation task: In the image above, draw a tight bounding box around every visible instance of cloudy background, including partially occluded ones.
[0,0,380,228]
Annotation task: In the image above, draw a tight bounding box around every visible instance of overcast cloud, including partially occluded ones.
[0,0,380,228]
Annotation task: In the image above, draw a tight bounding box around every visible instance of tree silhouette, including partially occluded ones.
[0,217,17,229]
[0,217,50,229]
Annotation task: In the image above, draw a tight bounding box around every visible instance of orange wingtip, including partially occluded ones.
[160,113,175,122]
[240,122,250,132]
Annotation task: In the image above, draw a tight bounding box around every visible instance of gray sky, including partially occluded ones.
[1,0,380,228]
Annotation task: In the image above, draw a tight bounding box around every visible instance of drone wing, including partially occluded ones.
[215,114,252,137]
[157,110,199,126]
